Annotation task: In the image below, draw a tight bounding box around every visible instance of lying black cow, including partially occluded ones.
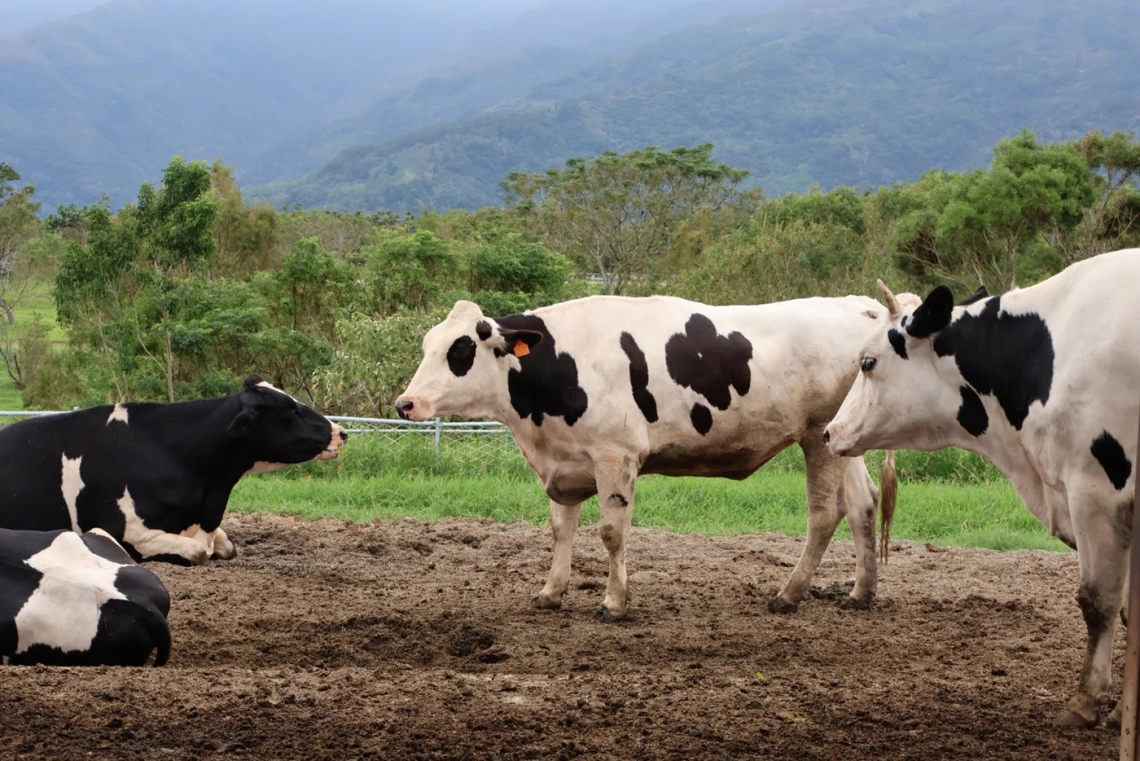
[0,375,346,565]
[1,528,171,666]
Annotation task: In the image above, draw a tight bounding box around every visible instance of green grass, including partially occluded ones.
[229,441,1066,553]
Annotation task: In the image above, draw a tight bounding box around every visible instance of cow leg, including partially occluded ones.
[127,531,210,566]
[595,457,636,622]
[1057,491,1129,728]
[769,433,848,613]
[535,499,583,609]
[839,456,879,609]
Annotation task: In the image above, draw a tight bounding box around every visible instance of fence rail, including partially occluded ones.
[0,410,522,470]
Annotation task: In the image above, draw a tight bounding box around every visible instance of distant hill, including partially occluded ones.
[0,0,107,39]
[0,0,537,209]
[252,0,1140,214]
[242,0,786,186]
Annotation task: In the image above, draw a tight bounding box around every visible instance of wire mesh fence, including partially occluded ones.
[0,411,529,477]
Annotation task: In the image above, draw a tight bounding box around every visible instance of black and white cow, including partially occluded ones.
[823,248,1140,728]
[396,295,901,620]
[0,375,347,565]
[1,527,171,666]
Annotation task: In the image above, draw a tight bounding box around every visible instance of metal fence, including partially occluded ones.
[0,411,526,473]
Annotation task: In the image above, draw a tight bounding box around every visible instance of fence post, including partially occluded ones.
[433,418,442,465]
[1121,401,1140,760]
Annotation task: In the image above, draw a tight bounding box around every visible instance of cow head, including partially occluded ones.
[396,300,545,422]
[824,281,980,457]
[228,376,347,466]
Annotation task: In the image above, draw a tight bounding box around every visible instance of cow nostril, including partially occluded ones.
[395,400,414,419]
[339,430,348,442]
[822,429,831,444]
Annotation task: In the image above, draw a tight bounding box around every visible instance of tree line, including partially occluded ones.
[0,130,1137,416]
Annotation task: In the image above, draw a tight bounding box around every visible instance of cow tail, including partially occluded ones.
[139,603,172,667]
[879,451,898,564]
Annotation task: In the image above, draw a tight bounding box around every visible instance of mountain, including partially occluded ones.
[0,0,538,209]
[253,0,1140,214]
[0,0,108,39]
[242,0,788,186]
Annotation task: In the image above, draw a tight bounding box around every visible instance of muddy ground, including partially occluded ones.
[0,513,1122,760]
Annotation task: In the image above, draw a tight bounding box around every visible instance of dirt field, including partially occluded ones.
[0,513,1122,760]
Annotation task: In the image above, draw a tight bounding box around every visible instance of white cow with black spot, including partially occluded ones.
[397,294,903,620]
[824,248,1140,727]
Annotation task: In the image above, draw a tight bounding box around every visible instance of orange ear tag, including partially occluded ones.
[513,342,531,358]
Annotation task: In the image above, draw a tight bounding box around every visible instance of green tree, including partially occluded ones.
[212,161,279,276]
[504,144,748,295]
[892,131,1096,290]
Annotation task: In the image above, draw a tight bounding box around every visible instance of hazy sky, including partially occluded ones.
[0,0,107,38]
[0,0,549,41]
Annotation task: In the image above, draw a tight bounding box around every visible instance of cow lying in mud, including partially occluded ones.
[0,375,347,565]
[1,527,171,666]
[824,248,1140,728]
[397,294,901,620]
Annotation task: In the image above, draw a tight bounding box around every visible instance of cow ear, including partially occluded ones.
[498,328,544,356]
[227,409,259,438]
[906,286,955,339]
[243,374,264,392]
[958,285,989,307]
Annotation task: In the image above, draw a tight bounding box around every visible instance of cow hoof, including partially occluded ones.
[212,544,238,561]
[840,596,873,611]
[533,594,562,610]
[767,597,799,615]
[595,607,625,623]
[1107,701,1123,729]
[1056,695,1099,728]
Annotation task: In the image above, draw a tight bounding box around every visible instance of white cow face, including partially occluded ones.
[395,300,541,422]
[825,282,966,457]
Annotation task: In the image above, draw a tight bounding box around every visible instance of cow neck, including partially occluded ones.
[124,396,251,483]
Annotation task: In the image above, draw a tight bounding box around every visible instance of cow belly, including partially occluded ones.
[642,442,788,480]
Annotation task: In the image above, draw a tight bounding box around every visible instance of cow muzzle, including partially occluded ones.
[395,399,428,421]
[318,423,348,461]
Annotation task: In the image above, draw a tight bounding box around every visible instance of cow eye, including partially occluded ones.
[860,356,877,373]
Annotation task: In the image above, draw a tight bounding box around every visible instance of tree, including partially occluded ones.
[136,157,219,401]
[55,157,219,403]
[0,164,46,391]
[211,161,279,276]
[503,144,748,295]
[1064,131,1140,259]
[892,131,1096,291]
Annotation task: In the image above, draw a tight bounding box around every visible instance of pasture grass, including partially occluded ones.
[228,437,1066,553]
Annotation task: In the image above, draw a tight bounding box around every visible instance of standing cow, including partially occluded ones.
[0,375,347,565]
[823,248,1140,727]
[1,527,171,666]
[396,295,899,620]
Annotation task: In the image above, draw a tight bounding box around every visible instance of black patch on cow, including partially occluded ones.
[957,386,989,437]
[907,286,954,339]
[887,328,908,360]
[959,285,990,306]
[446,336,477,377]
[932,298,1053,430]
[475,321,492,341]
[496,314,588,427]
[609,493,629,507]
[1092,431,1132,491]
[690,403,713,435]
[619,332,658,424]
[665,314,753,413]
